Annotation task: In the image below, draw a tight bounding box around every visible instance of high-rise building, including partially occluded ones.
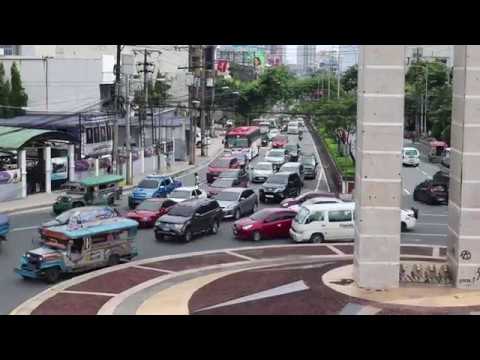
[297,45,317,75]
[265,45,286,66]
[339,45,359,73]
[406,45,453,66]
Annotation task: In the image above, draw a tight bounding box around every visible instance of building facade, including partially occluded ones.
[339,45,359,73]
[265,45,286,66]
[406,45,453,66]
[297,45,317,75]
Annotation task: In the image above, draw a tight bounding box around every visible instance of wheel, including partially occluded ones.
[401,222,407,232]
[107,254,120,267]
[234,209,241,220]
[210,221,219,235]
[310,233,324,243]
[184,228,192,242]
[253,231,262,242]
[44,267,61,284]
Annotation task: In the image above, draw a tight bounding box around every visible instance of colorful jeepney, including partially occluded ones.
[15,217,139,283]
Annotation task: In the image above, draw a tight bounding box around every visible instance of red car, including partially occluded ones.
[272,135,288,149]
[280,191,339,208]
[233,208,297,241]
[125,198,177,228]
[207,157,240,183]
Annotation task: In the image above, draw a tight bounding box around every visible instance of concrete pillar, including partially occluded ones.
[448,45,480,289]
[44,146,52,193]
[19,150,27,198]
[94,158,99,177]
[152,155,158,174]
[139,148,145,174]
[353,45,405,289]
[68,144,75,182]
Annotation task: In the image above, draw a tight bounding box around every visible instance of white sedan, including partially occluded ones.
[167,187,207,203]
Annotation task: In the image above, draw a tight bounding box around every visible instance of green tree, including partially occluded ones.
[9,62,28,116]
[0,63,11,118]
[341,65,358,93]
[148,72,171,107]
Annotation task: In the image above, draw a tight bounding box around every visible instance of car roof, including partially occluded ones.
[179,198,215,207]
[303,202,355,211]
[256,161,273,166]
[145,175,169,180]
[304,197,343,204]
[143,198,171,203]
[275,171,296,176]
[282,162,301,167]
[174,187,197,191]
[220,187,245,193]
[80,175,123,187]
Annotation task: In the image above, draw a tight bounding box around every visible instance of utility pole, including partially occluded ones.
[200,46,207,157]
[112,45,122,175]
[125,75,133,184]
[337,47,341,99]
[188,45,196,165]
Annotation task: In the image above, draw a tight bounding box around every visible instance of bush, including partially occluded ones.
[319,127,355,178]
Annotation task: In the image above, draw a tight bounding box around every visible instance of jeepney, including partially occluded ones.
[53,175,124,215]
[15,217,139,283]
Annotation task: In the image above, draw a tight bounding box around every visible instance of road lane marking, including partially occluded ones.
[10,226,40,232]
[403,233,447,237]
[421,213,448,217]
[403,188,411,195]
[416,223,448,226]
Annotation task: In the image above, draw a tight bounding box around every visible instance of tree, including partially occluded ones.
[9,62,28,116]
[148,72,171,107]
[341,65,358,93]
[0,63,11,118]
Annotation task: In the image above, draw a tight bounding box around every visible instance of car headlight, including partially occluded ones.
[274,188,284,192]
[242,224,253,230]
[173,224,184,231]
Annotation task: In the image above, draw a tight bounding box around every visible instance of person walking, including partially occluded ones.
[194,172,200,190]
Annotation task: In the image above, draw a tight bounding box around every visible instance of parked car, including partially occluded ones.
[128,175,182,209]
[279,162,305,184]
[207,157,240,183]
[280,191,338,208]
[402,147,420,167]
[413,180,448,205]
[285,144,301,162]
[259,172,303,203]
[168,187,207,203]
[233,208,297,241]
[154,198,223,242]
[207,178,244,197]
[126,198,177,228]
[264,149,288,170]
[302,154,318,179]
[41,206,119,235]
[214,188,258,220]
[218,168,249,187]
[0,213,9,241]
[272,135,288,149]
[289,196,344,212]
[250,162,275,183]
[433,170,449,185]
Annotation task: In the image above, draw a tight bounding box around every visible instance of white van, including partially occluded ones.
[289,202,417,243]
[402,147,420,167]
[287,122,299,135]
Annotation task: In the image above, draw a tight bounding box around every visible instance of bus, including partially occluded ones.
[225,126,262,160]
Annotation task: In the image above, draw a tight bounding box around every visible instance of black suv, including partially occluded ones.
[433,170,449,186]
[413,180,448,205]
[154,198,223,242]
[259,172,302,203]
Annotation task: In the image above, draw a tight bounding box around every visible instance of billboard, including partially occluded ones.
[51,157,68,181]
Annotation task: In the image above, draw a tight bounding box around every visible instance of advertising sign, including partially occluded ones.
[0,169,20,185]
[51,157,68,181]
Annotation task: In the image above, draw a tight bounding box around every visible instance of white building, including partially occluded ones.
[339,45,359,73]
[297,45,317,75]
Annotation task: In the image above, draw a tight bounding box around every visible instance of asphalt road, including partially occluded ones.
[0,131,449,314]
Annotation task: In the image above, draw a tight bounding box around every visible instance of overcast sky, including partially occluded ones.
[286,45,337,64]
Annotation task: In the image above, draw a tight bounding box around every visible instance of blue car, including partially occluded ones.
[128,175,182,209]
[0,213,9,241]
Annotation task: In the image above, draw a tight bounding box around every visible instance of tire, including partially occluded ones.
[401,222,407,232]
[253,231,262,242]
[310,233,324,243]
[184,228,192,243]
[234,209,241,220]
[210,220,219,235]
[44,267,61,284]
[107,254,120,267]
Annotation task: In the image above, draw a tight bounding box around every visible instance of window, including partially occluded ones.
[309,211,325,223]
[265,213,283,223]
[92,234,109,244]
[163,200,176,208]
[163,178,172,186]
[100,127,107,142]
[0,45,18,56]
[86,128,94,144]
[279,212,296,221]
[328,210,353,223]
[93,127,100,143]
[241,190,254,199]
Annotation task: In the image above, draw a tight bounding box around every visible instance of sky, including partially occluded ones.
[286,45,337,64]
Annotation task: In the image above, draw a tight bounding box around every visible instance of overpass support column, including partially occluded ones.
[44,146,52,193]
[68,144,75,182]
[448,45,480,288]
[353,45,405,289]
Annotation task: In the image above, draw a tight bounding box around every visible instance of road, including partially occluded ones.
[0,130,449,314]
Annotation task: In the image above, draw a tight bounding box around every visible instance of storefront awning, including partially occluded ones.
[0,126,77,151]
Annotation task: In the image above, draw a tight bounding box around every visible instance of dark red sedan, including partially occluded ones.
[207,178,238,197]
[233,208,297,241]
[125,198,177,228]
[207,157,240,183]
[272,135,288,149]
[280,191,338,208]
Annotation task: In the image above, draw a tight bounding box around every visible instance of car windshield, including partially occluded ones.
[227,138,249,148]
[169,190,191,199]
[138,179,159,189]
[281,166,297,173]
[211,159,231,168]
[266,174,288,185]
[267,150,285,158]
[250,209,273,221]
[405,150,418,156]
[295,207,310,224]
[167,205,195,217]
[303,158,315,166]
[219,171,238,178]
[214,191,240,201]
[286,145,297,152]
[137,201,161,211]
[255,163,272,171]
[211,179,234,188]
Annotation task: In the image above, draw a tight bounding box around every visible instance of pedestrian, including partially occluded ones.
[194,172,200,190]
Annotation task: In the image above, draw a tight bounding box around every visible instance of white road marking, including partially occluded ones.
[403,233,447,237]
[10,225,40,232]
[416,223,448,227]
[421,213,448,217]
[132,265,174,273]
[61,290,117,297]
[403,188,411,195]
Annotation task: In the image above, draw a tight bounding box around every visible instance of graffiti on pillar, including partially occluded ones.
[457,267,480,287]
[400,262,451,285]
[460,250,472,261]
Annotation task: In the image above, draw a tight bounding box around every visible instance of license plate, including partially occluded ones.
[266,195,274,198]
